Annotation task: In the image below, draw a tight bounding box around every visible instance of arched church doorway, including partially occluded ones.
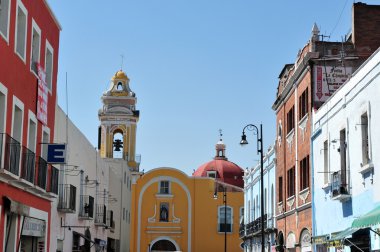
[150,239,178,251]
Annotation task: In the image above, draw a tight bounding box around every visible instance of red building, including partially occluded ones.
[272,3,380,252]
[0,0,60,251]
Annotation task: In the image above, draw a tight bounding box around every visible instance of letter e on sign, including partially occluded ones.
[47,144,66,164]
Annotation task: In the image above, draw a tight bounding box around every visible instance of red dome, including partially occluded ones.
[193,159,244,188]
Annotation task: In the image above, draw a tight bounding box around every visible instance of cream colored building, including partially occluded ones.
[98,70,142,251]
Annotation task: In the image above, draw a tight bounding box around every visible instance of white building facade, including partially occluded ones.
[242,145,277,252]
[51,106,110,252]
[312,48,380,252]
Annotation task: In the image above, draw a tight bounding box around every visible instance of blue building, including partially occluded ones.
[311,47,380,252]
[241,145,276,252]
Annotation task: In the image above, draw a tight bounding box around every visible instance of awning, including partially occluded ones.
[330,227,360,241]
[352,205,380,229]
[3,196,30,216]
[73,231,95,245]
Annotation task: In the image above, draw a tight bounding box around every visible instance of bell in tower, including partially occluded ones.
[98,70,140,170]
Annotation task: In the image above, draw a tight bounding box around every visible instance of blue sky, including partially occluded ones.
[48,0,379,175]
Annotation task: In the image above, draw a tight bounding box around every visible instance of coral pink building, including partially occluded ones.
[0,0,60,251]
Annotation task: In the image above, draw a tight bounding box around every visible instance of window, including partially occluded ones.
[45,40,54,90]
[299,88,308,120]
[264,188,267,214]
[0,84,6,133]
[361,113,370,165]
[287,167,295,198]
[340,129,347,186]
[287,106,295,134]
[323,140,329,184]
[12,97,24,143]
[207,171,216,178]
[240,207,244,223]
[271,184,274,216]
[218,206,232,232]
[0,0,10,40]
[299,155,310,190]
[30,20,41,74]
[15,0,28,61]
[41,129,49,159]
[278,176,283,202]
[27,112,37,152]
[159,203,169,222]
[159,181,170,194]
[247,200,250,222]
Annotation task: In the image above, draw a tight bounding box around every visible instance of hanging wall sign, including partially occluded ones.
[313,66,352,103]
[22,217,46,237]
[47,143,66,164]
[37,64,48,125]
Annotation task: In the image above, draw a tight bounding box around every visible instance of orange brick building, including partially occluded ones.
[272,3,380,252]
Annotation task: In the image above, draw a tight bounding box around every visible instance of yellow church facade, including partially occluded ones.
[130,167,244,252]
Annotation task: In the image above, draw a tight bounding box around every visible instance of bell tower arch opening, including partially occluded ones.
[112,130,124,159]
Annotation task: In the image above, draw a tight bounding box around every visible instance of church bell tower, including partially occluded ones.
[98,70,140,170]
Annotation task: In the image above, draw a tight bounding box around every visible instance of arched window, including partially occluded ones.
[271,184,274,217]
[218,206,232,232]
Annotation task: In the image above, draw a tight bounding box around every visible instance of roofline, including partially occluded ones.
[43,0,62,31]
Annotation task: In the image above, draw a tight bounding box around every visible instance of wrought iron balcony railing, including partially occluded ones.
[58,184,76,213]
[36,156,47,189]
[331,171,350,198]
[95,204,107,225]
[20,146,35,183]
[1,133,21,176]
[79,195,94,219]
[245,214,268,236]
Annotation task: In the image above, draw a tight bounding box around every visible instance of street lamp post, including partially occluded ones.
[214,185,227,252]
[240,124,264,252]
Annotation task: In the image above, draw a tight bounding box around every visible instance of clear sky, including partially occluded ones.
[48,0,379,175]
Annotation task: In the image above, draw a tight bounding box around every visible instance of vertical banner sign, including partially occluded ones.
[37,64,48,125]
[313,66,352,102]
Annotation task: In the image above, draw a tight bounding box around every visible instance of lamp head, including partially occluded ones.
[213,191,218,200]
[240,133,248,145]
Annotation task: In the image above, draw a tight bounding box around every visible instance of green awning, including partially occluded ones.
[352,205,380,229]
[331,227,360,241]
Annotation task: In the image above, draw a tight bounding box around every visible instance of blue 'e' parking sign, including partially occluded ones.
[47,144,66,164]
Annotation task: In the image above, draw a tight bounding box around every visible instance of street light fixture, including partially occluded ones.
[214,185,227,252]
[240,124,265,252]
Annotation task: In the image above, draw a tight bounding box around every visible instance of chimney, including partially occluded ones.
[352,2,380,57]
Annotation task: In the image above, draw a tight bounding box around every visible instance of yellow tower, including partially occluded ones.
[98,70,140,170]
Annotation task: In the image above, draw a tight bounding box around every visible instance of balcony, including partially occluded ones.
[19,146,35,184]
[36,157,47,190]
[79,195,94,219]
[331,171,350,201]
[95,204,107,226]
[0,133,21,178]
[58,184,76,213]
[245,214,268,237]
[46,166,59,196]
